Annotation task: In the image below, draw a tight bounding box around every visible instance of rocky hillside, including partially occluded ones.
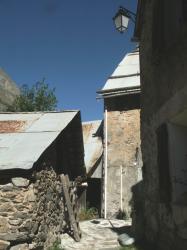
[0,68,20,111]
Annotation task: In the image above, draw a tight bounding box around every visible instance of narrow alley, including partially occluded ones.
[61,219,132,250]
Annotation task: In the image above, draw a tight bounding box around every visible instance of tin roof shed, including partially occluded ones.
[0,111,83,171]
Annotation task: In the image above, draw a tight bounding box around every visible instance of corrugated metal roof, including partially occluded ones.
[100,50,140,94]
[0,111,78,170]
[82,120,103,178]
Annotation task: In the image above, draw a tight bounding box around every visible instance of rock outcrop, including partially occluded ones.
[0,68,20,111]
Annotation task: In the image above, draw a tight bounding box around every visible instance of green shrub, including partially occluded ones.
[48,240,62,250]
[120,245,140,250]
[120,244,145,250]
[78,207,98,221]
[116,209,129,220]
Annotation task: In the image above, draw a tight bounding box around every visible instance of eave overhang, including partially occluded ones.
[97,86,141,99]
[133,0,145,41]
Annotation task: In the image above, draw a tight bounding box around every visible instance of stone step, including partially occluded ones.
[63,241,120,249]
[97,245,119,249]
[100,241,119,245]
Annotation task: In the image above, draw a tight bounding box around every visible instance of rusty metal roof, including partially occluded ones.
[0,111,78,170]
[82,120,103,178]
[0,120,26,133]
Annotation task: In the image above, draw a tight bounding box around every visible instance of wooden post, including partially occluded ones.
[60,174,81,242]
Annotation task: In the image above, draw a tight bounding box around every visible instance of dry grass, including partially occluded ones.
[78,207,98,221]
[120,246,139,250]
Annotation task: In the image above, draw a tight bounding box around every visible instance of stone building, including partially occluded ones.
[133,1,187,249]
[0,111,85,250]
[0,69,20,111]
[97,50,142,218]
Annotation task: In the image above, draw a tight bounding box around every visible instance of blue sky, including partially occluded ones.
[0,0,137,121]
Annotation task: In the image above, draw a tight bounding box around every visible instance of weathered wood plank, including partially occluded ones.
[60,174,81,242]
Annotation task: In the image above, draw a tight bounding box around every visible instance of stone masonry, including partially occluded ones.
[99,50,142,219]
[134,0,187,249]
[0,167,66,250]
[106,109,142,218]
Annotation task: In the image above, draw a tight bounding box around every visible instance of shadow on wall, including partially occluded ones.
[131,180,145,241]
[130,179,159,250]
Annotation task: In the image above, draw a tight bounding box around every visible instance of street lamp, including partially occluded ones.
[113,6,136,33]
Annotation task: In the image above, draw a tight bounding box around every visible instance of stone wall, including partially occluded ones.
[105,109,142,218]
[0,167,66,250]
[136,0,187,249]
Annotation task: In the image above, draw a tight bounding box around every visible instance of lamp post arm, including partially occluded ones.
[130,15,136,23]
[124,8,136,17]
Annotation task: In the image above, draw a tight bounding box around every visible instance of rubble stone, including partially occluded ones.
[0,218,9,233]
[0,168,66,249]
[0,240,10,250]
[11,178,30,188]
[9,243,29,250]
[118,233,135,246]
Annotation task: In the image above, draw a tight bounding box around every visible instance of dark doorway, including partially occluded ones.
[86,178,101,217]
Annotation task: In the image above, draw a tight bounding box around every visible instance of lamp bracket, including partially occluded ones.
[119,6,136,23]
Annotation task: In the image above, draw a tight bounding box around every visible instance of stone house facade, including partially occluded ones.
[0,111,85,250]
[0,69,20,111]
[133,1,187,249]
[97,50,142,218]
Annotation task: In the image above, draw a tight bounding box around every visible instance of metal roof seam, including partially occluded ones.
[100,51,140,92]
[0,110,78,114]
[108,73,140,80]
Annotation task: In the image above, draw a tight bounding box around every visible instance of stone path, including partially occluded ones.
[61,219,131,250]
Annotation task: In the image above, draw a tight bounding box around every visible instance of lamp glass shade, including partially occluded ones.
[113,8,130,33]
[122,14,129,30]
[114,15,122,31]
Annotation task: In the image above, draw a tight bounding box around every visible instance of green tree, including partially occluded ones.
[8,78,57,112]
